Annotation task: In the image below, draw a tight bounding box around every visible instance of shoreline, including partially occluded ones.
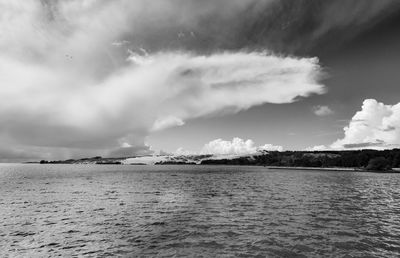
[20,162,400,173]
[267,166,400,173]
[267,166,359,172]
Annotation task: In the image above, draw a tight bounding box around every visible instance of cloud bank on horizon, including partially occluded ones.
[174,137,283,156]
[1,0,400,160]
[201,138,283,155]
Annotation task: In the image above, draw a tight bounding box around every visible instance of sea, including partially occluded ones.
[1,164,399,257]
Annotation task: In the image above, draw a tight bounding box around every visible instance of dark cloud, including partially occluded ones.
[108,145,153,158]
[383,126,396,132]
[343,142,384,149]
[106,0,400,56]
[0,147,42,162]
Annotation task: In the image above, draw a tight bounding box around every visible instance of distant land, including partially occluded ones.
[30,149,400,172]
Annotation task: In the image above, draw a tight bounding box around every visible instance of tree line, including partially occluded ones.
[200,149,400,171]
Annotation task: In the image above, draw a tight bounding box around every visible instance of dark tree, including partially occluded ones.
[392,153,400,168]
[366,157,391,171]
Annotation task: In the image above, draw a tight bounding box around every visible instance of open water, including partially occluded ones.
[1,164,399,257]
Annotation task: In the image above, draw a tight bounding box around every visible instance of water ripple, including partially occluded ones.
[0,164,400,257]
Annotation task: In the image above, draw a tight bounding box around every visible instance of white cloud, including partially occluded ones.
[308,99,400,151]
[305,145,329,151]
[258,144,284,152]
[313,105,334,116]
[151,116,185,132]
[174,147,196,156]
[331,99,400,149]
[201,138,283,155]
[0,1,324,160]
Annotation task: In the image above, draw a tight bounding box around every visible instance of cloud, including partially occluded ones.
[305,145,329,151]
[258,144,284,152]
[331,99,400,149]
[200,137,283,155]
[0,146,43,163]
[0,51,323,149]
[151,116,185,132]
[93,0,400,55]
[245,0,400,54]
[342,142,385,149]
[6,0,398,159]
[108,144,153,158]
[313,105,334,116]
[174,147,196,156]
[308,99,400,151]
[70,0,399,55]
[6,0,397,160]
[0,1,325,160]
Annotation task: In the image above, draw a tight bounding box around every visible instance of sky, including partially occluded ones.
[1,0,400,161]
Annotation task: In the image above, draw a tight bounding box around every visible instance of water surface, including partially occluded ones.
[1,164,399,257]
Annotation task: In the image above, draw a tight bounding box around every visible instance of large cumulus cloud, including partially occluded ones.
[331,99,400,149]
[308,99,400,151]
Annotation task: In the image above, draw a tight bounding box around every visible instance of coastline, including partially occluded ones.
[267,166,359,172]
[267,166,400,173]
[21,162,400,173]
